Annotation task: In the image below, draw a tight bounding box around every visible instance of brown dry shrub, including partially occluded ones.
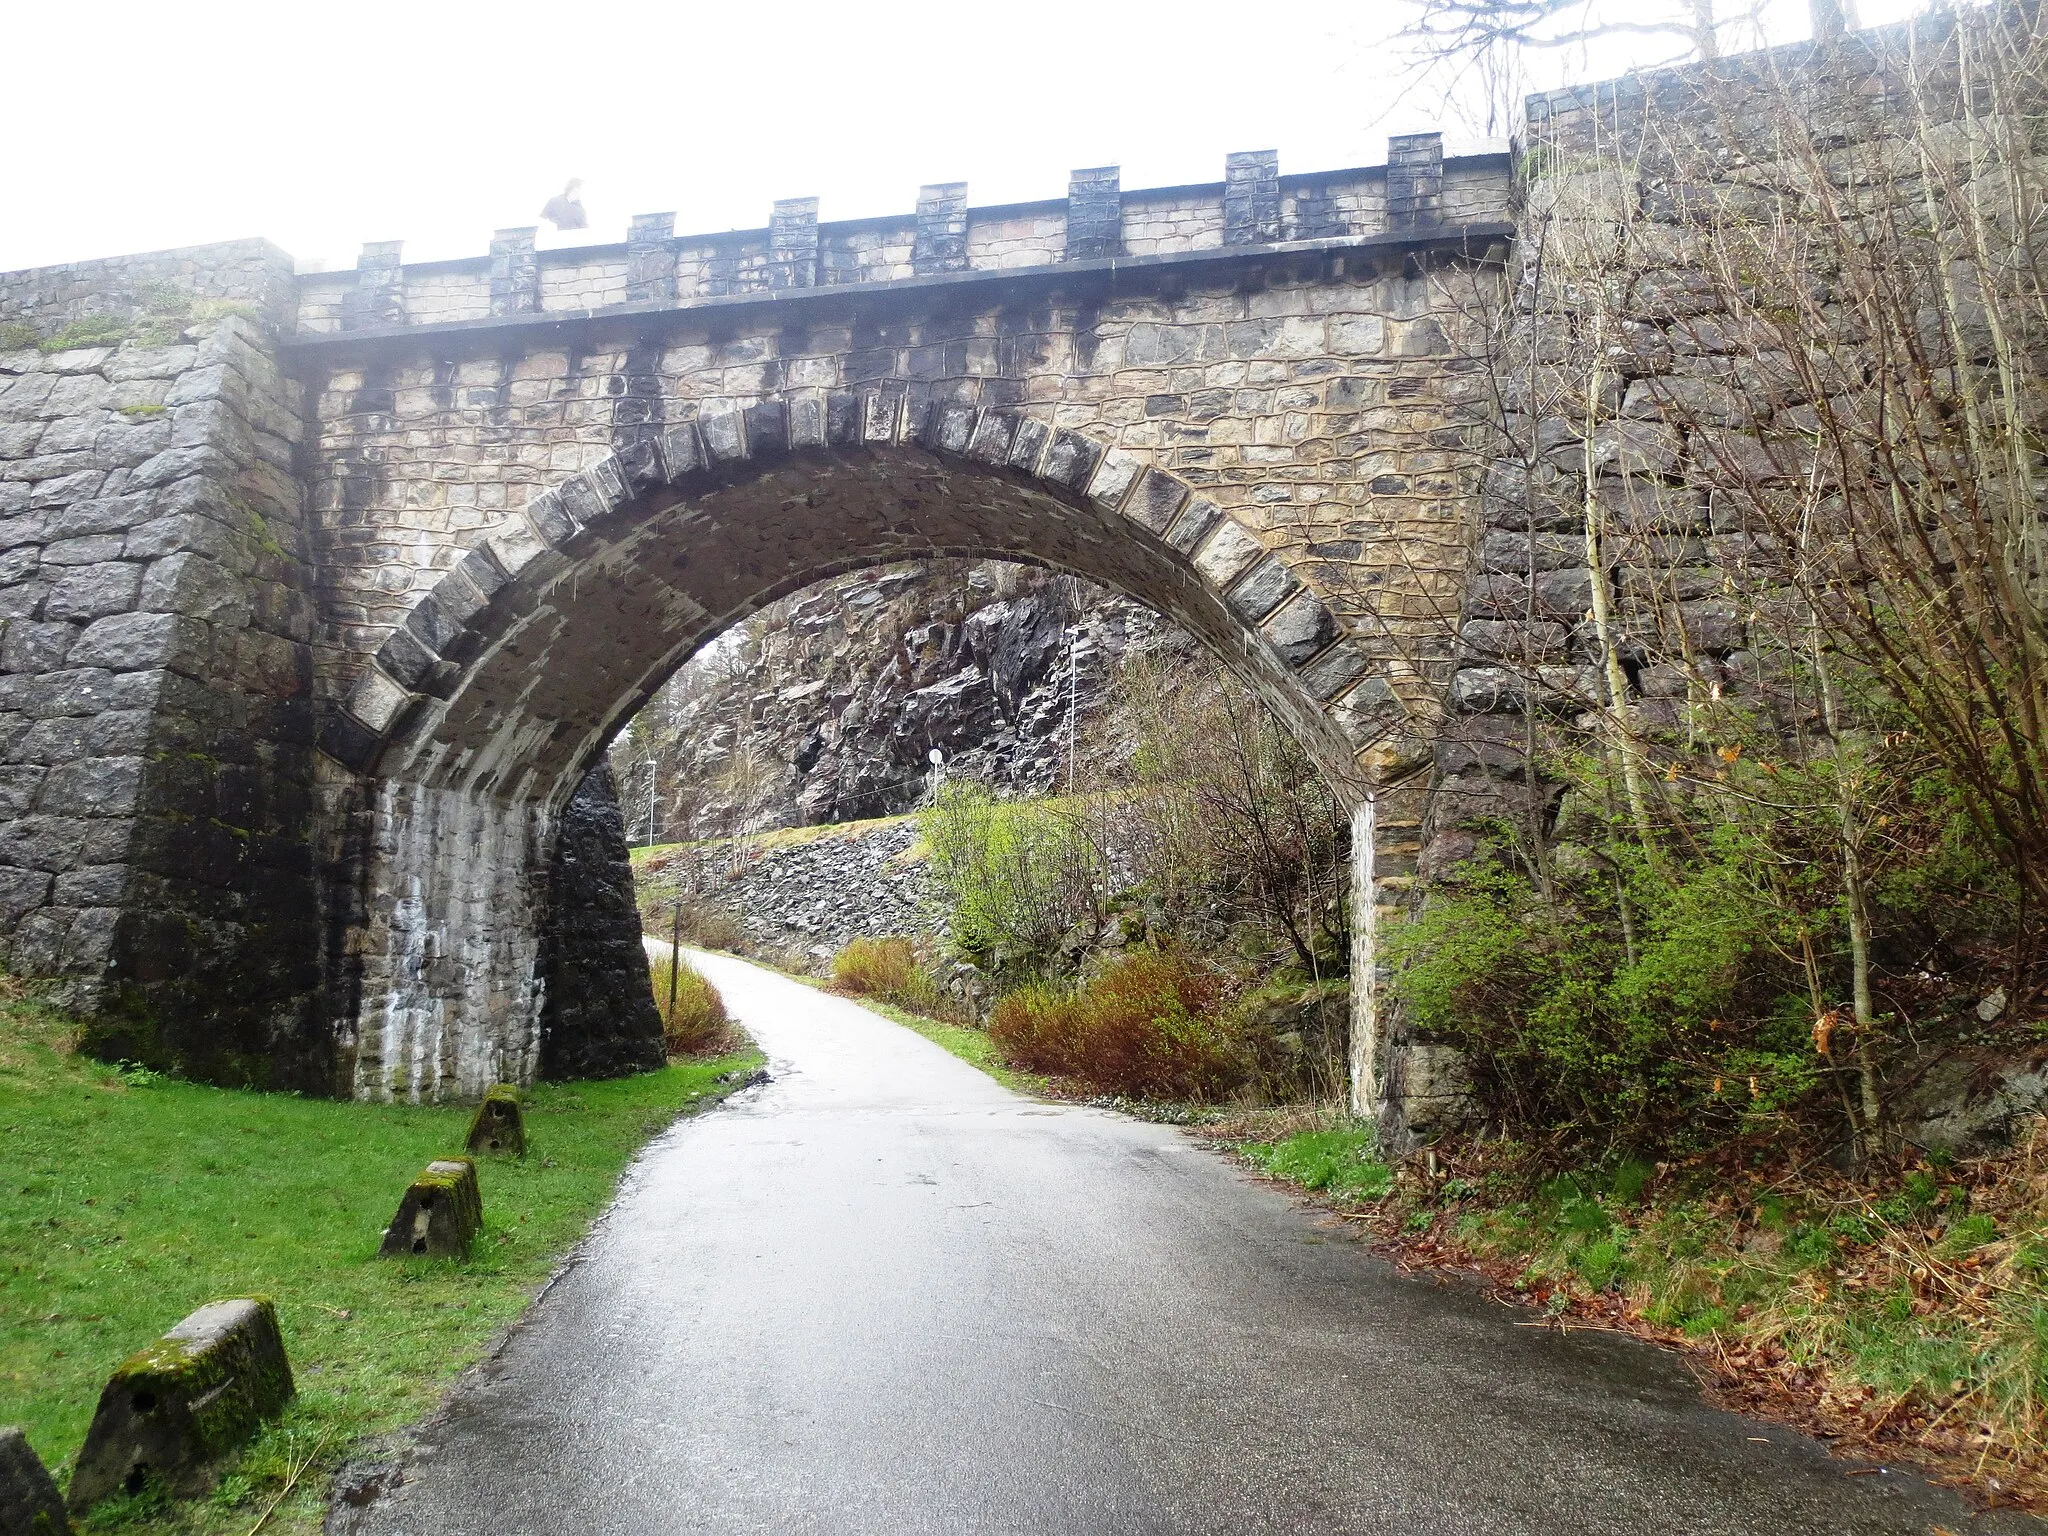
[832,937,918,996]
[649,951,732,1056]
[989,950,1243,1101]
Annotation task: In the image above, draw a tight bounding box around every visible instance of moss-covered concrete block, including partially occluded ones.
[378,1157,482,1260]
[465,1084,525,1156]
[0,1427,67,1536]
[67,1298,294,1512]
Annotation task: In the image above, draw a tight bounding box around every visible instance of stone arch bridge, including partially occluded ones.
[0,137,1514,1123]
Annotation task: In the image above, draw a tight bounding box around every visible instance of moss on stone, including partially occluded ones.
[378,1158,483,1260]
[38,314,130,352]
[68,1297,294,1511]
[465,1084,526,1157]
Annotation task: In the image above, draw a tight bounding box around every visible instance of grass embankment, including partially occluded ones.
[0,994,760,1534]
[1240,1121,2048,1512]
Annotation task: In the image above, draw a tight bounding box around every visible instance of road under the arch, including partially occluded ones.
[342,950,2035,1536]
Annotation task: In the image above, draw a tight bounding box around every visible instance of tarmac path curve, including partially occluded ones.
[345,946,2036,1536]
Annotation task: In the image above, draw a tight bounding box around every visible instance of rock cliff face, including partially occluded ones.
[612,559,1193,842]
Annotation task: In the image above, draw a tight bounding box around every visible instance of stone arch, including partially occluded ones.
[321,392,1421,1104]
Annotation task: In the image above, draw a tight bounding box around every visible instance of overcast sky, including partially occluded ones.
[4,0,1925,276]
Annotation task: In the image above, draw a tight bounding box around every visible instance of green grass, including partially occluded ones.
[1244,1124,2048,1503]
[0,997,760,1534]
[1241,1129,1393,1199]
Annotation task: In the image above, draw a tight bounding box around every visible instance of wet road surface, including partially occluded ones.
[350,948,2037,1535]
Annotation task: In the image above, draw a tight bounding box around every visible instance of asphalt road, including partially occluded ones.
[348,948,2037,1536]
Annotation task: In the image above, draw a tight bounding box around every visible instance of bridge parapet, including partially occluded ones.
[293,139,1511,337]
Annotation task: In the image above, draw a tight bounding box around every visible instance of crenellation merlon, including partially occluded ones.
[290,142,1512,337]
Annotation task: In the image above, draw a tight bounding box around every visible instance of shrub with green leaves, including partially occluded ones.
[1387,838,1820,1149]
[922,784,1101,978]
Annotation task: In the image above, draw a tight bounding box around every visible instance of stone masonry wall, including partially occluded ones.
[0,246,326,1085]
[1395,13,2041,1143]
[293,156,1512,334]
[537,763,665,1079]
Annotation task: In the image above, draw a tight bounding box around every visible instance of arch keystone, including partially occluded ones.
[789,394,828,450]
[861,391,903,445]
[927,402,978,456]
[743,400,790,458]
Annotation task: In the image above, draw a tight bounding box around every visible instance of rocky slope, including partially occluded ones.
[635,817,938,968]
[609,559,1193,841]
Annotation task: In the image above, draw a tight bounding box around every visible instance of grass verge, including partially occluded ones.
[0,993,761,1534]
[851,994,1051,1097]
[1235,1120,2048,1514]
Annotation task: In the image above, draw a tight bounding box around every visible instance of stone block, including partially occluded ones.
[1084,449,1143,513]
[1262,589,1336,666]
[1191,518,1265,590]
[0,1425,65,1536]
[379,1157,483,1260]
[1298,638,1373,701]
[67,1298,294,1511]
[744,401,790,459]
[1228,556,1300,622]
[1223,150,1280,245]
[964,410,1016,466]
[0,621,75,674]
[1039,431,1101,496]
[465,1084,526,1156]
[1163,497,1222,555]
[1123,468,1188,535]
[38,756,142,818]
[699,410,746,465]
[1065,167,1121,261]
[1386,132,1445,229]
[345,667,412,734]
[44,562,141,623]
[912,183,969,275]
[1005,416,1050,474]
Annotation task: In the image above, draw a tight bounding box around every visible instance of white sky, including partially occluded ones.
[2,0,1927,276]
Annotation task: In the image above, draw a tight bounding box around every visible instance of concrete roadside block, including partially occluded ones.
[0,1427,67,1535]
[378,1158,482,1260]
[465,1084,525,1157]
[67,1299,294,1512]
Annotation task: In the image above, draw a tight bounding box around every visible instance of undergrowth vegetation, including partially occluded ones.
[646,949,732,1055]
[828,936,956,1019]
[988,951,1241,1101]
[0,991,759,1535]
[1242,1119,2048,1506]
[923,653,1349,1104]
